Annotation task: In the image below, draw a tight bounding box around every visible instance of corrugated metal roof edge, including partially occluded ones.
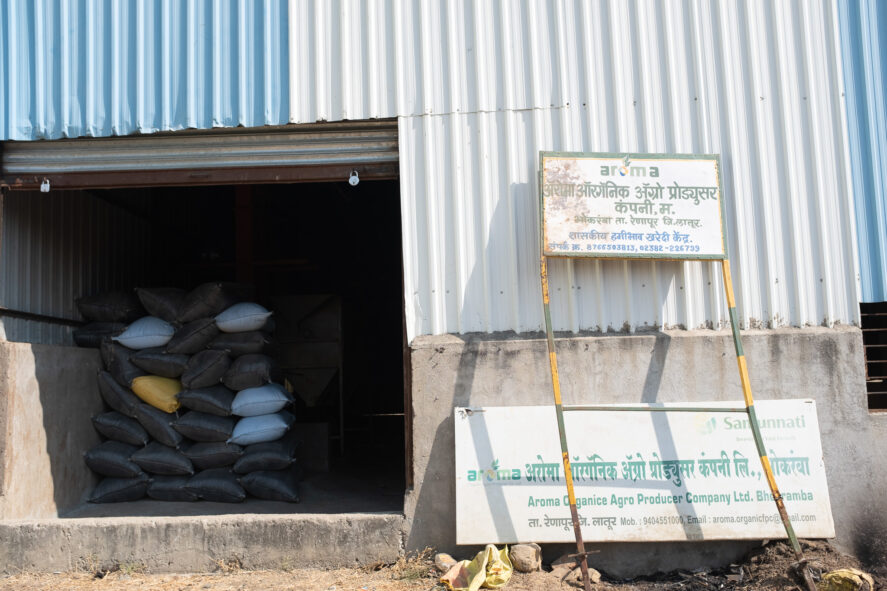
[2,119,399,143]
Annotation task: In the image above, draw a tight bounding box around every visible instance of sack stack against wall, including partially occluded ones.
[77,284,301,504]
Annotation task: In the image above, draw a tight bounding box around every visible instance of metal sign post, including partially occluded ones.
[538,152,813,591]
[540,253,593,589]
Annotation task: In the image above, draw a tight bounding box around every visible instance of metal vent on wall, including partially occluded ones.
[861,302,887,410]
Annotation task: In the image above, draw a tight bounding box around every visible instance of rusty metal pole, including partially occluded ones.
[541,254,593,591]
[721,260,815,591]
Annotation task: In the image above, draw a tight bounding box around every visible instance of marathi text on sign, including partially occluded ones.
[455,401,833,544]
[540,153,727,259]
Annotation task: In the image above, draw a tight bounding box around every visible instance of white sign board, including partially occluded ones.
[455,401,834,544]
[540,153,727,259]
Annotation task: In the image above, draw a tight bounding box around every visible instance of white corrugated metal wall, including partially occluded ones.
[0,1,861,342]
[0,191,152,344]
[285,0,860,339]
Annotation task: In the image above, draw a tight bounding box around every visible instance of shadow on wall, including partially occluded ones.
[403,179,761,568]
[35,344,105,515]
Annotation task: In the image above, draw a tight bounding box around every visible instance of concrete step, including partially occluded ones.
[0,511,405,573]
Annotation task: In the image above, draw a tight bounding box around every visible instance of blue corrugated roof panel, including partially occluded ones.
[0,0,289,140]
[839,0,887,302]
[0,3,6,141]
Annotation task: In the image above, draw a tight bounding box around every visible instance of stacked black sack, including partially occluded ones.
[217,302,300,503]
[77,291,152,503]
[73,291,144,347]
[80,283,300,504]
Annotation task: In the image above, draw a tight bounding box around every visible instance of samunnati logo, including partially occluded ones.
[695,416,717,436]
[693,413,808,435]
[466,459,521,483]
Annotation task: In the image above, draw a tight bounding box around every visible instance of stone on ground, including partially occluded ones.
[550,554,601,584]
[434,553,457,574]
[509,543,542,573]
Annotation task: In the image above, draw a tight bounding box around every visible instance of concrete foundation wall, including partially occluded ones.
[0,513,404,572]
[405,327,887,575]
[0,330,882,575]
[0,342,103,519]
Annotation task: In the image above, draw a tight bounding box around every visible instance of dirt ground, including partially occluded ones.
[1,540,882,591]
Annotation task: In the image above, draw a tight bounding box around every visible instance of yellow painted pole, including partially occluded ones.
[721,260,815,591]
[541,254,592,591]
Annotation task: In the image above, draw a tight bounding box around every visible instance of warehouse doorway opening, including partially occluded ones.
[0,122,408,518]
[0,177,407,517]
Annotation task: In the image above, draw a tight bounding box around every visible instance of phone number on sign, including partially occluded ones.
[643,515,686,526]
[587,244,637,252]
[639,244,701,253]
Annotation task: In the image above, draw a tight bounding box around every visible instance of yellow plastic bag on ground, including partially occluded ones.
[440,545,512,591]
[131,375,182,413]
[818,568,874,591]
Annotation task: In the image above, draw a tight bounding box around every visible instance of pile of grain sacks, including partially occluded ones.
[76,283,301,503]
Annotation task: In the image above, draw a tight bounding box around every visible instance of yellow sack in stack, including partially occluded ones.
[440,545,512,591]
[131,375,182,413]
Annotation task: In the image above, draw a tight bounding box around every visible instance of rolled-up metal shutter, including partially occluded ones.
[1,120,398,190]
